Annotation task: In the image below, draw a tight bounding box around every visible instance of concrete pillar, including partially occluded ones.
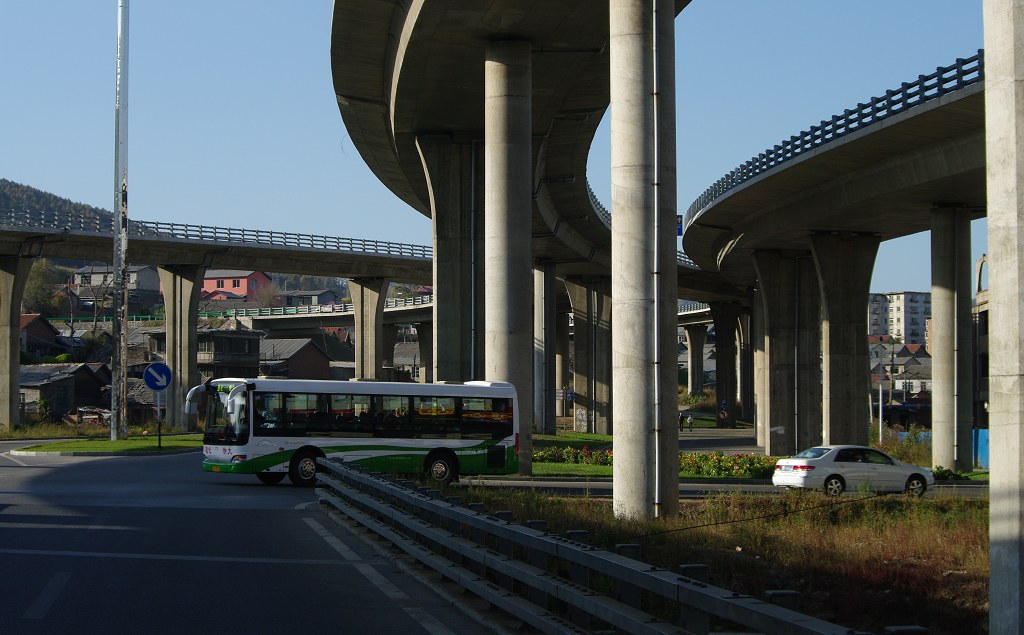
[737,310,754,422]
[753,251,819,456]
[349,277,389,380]
[751,287,767,448]
[0,256,32,432]
[555,309,571,418]
[534,265,557,435]
[565,278,612,434]
[382,324,398,370]
[811,233,879,446]
[710,303,740,429]
[158,265,206,431]
[683,324,707,396]
[610,0,678,519]
[956,212,975,472]
[416,135,482,381]
[931,211,957,469]
[416,321,433,383]
[484,40,534,473]
[983,1,1024,629]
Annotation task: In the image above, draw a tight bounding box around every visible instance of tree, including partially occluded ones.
[249,282,284,308]
[22,259,72,317]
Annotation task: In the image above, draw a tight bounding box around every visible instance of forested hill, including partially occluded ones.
[0,179,112,221]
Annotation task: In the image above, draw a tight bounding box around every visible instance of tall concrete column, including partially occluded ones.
[349,277,389,380]
[610,0,678,519]
[382,324,399,371]
[811,233,879,446]
[484,40,534,473]
[534,264,556,435]
[415,321,433,383]
[682,324,707,396]
[931,210,957,469]
[983,1,1024,629]
[555,309,571,418]
[956,212,975,472]
[565,278,612,434]
[158,265,206,431]
[710,303,740,429]
[753,251,819,456]
[751,287,767,448]
[0,256,31,432]
[737,310,754,422]
[416,135,482,381]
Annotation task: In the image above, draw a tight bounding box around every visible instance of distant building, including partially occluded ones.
[868,291,931,345]
[73,264,162,314]
[259,338,332,379]
[202,270,271,301]
[20,314,63,357]
[144,318,264,380]
[280,289,340,307]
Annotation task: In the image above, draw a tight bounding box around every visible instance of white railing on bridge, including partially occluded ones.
[0,208,432,260]
[198,294,433,319]
[683,50,985,230]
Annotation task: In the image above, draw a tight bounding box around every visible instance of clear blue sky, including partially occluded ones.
[0,1,984,294]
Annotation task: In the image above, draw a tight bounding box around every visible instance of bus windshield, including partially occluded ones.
[189,381,249,445]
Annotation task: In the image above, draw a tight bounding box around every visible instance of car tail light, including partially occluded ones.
[793,465,815,471]
[515,433,519,455]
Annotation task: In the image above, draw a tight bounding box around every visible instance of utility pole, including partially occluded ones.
[110,0,130,440]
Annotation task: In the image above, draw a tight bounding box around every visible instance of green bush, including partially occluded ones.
[534,445,612,466]
[679,450,776,479]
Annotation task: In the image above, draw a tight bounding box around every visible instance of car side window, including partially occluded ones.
[864,450,892,465]
[835,449,857,462]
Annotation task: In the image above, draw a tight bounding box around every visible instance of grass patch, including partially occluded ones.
[534,432,611,450]
[18,434,203,453]
[451,485,987,635]
[531,462,611,478]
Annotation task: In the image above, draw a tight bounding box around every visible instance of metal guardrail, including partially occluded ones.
[316,460,894,635]
[683,50,984,232]
[199,294,433,318]
[0,208,433,260]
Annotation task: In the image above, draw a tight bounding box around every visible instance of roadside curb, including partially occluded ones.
[10,447,201,457]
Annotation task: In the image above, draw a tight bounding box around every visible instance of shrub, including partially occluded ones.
[533,445,613,466]
[679,450,776,479]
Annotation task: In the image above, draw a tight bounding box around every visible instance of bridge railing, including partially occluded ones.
[316,460,890,635]
[0,209,432,260]
[197,294,434,318]
[683,49,984,231]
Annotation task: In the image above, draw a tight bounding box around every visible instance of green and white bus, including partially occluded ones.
[185,377,519,486]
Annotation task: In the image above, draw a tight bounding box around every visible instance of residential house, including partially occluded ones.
[73,264,162,314]
[202,270,271,301]
[19,366,75,420]
[144,318,264,380]
[20,314,64,358]
[259,338,332,379]
[280,289,340,307]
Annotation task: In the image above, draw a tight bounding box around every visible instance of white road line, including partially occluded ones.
[1,452,29,467]
[0,547,348,565]
[303,517,457,635]
[23,571,72,619]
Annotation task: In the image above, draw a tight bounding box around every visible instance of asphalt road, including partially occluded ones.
[0,444,502,635]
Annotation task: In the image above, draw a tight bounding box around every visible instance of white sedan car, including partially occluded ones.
[772,445,935,496]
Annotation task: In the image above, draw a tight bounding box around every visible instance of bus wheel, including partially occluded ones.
[256,472,286,485]
[426,451,458,485]
[289,450,322,487]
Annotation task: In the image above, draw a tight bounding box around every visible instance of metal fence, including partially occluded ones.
[315,461,913,634]
[683,50,984,231]
[0,208,432,260]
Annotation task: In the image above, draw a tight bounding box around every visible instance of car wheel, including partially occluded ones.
[426,451,458,485]
[823,475,845,496]
[289,450,321,487]
[905,475,927,497]
[256,472,286,485]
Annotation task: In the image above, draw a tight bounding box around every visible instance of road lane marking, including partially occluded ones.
[1,452,30,467]
[23,571,71,619]
[0,547,349,565]
[304,517,456,635]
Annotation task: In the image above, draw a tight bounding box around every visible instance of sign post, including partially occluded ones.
[144,362,172,448]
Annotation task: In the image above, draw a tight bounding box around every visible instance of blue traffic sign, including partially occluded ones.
[144,362,172,392]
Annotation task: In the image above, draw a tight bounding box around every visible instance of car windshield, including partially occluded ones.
[198,384,249,445]
[793,447,831,459]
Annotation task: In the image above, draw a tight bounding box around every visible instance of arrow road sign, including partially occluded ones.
[144,362,172,392]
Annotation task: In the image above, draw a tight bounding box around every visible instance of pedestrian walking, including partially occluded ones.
[687,414,694,431]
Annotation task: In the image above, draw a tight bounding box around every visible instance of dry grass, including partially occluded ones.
[455,486,988,635]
